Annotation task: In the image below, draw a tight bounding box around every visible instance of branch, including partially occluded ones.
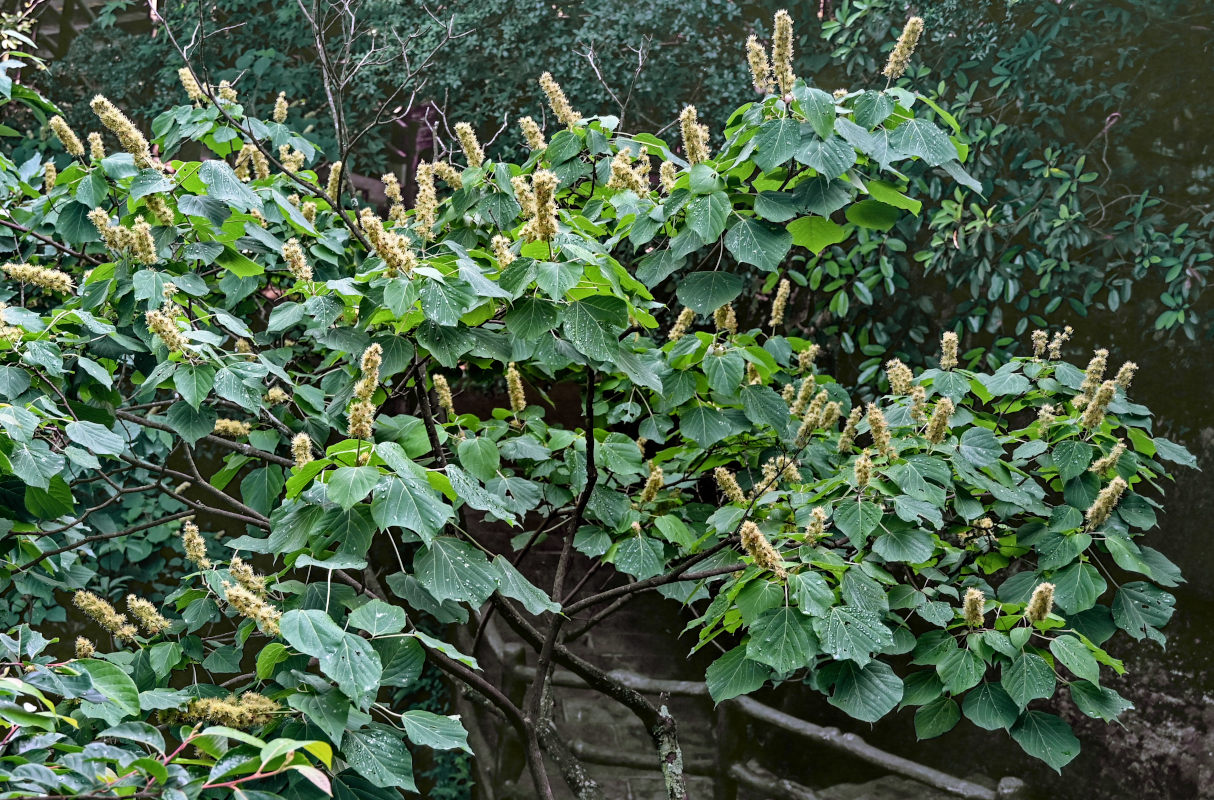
[115,410,294,467]
[0,216,103,265]
[19,510,194,571]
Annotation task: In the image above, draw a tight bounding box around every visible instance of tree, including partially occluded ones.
[0,10,1193,798]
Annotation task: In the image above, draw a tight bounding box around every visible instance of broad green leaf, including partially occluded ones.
[1112,582,1174,643]
[706,645,771,704]
[493,556,560,615]
[914,695,960,739]
[675,271,744,314]
[679,405,733,448]
[787,216,847,254]
[958,427,1001,467]
[342,723,417,791]
[1069,680,1133,722]
[64,420,124,455]
[816,605,893,667]
[281,609,346,658]
[1001,652,1055,709]
[686,192,731,242]
[725,218,792,272]
[415,538,499,605]
[936,647,985,694]
[1009,711,1080,773]
[746,607,817,674]
[1052,440,1093,482]
[826,660,903,723]
[349,600,408,636]
[1049,635,1100,685]
[962,682,1018,731]
[328,467,381,511]
[399,710,471,753]
[77,659,140,718]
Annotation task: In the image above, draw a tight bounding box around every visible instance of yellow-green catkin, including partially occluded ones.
[432,373,456,420]
[607,148,646,193]
[178,67,205,102]
[1037,403,1056,429]
[740,521,786,578]
[1115,361,1138,391]
[131,219,157,264]
[854,450,873,489]
[910,385,927,423]
[222,582,281,635]
[491,235,515,267]
[1090,440,1126,474]
[769,279,791,328]
[715,467,747,505]
[772,9,796,95]
[127,595,171,636]
[1085,476,1127,531]
[282,238,313,282]
[1031,329,1049,359]
[229,556,267,596]
[963,587,985,627]
[280,144,306,173]
[43,160,57,192]
[182,521,211,569]
[382,172,407,222]
[146,194,175,226]
[1080,380,1116,430]
[867,403,893,456]
[145,309,186,354]
[75,637,95,659]
[640,461,664,504]
[272,91,289,123]
[347,401,376,442]
[432,161,463,187]
[837,406,863,452]
[805,506,829,541]
[790,380,816,416]
[291,433,313,467]
[326,160,343,200]
[539,72,582,128]
[511,174,536,217]
[882,16,925,81]
[679,105,710,165]
[1048,325,1073,360]
[746,35,772,94]
[265,386,290,405]
[940,331,959,371]
[88,132,106,161]
[797,344,820,372]
[73,591,137,642]
[217,80,238,103]
[414,163,438,240]
[519,116,546,150]
[355,344,382,402]
[454,122,485,168]
[925,397,955,444]
[714,303,738,336]
[885,358,913,395]
[50,116,84,157]
[214,418,252,437]
[660,161,678,193]
[301,201,318,224]
[819,401,842,431]
[2,262,74,293]
[359,208,418,276]
[1026,582,1055,623]
[521,170,559,242]
[179,693,279,729]
[668,306,696,342]
[1078,348,1109,401]
[90,95,154,169]
[506,362,527,415]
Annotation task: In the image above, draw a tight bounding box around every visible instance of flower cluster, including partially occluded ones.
[740,521,786,578]
[679,106,710,164]
[73,590,137,642]
[90,95,154,169]
[539,72,581,128]
[2,262,74,293]
[882,16,925,80]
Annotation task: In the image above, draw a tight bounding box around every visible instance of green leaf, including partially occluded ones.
[962,682,1019,731]
[725,218,792,272]
[739,384,790,434]
[703,348,745,395]
[342,723,417,791]
[675,271,744,314]
[679,404,733,448]
[613,536,665,579]
[686,192,731,242]
[958,427,1002,467]
[1051,562,1105,614]
[853,91,894,128]
[866,180,921,215]
[563,300,618,361]
[787,216,847,254]
[796,136,856,178]
[199,159,261,211]
[1001,652,1055,709]
[790,571,834,617]
[746,607,817,674]
[706,645,771,704]
[415,537,499,605]
[826,660,903,723]
[281,609,346,658]
[1052,441,1093,482]
[77,659,140,718]
[1152,436,1197,468]
[400,710,471,753]
[256,643,290,680]
[914,695,960,740]
[1112,582,1175,643]
[288,690,350,748]
[328,466,381,511]
[129,168,174,199]
[1069,680,1133,722]
[64,420,124,455]
[872,527,933,563]
[889,119,958,167]
[753,118,801,172]
[321,633,383,702]
[349,600,408,636]
[174,364,214,409]
[1009,711,1080,773]
[795,87,837,139]
[504,298,559,338]
[456,436,500,483]
[936,647,985,694]
[493,556,560,615]
[816,605,893,667]
[1050,635,1100,685]
[833,501,882,548]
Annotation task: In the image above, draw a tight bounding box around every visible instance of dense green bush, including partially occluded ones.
[0,10,1196,797]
